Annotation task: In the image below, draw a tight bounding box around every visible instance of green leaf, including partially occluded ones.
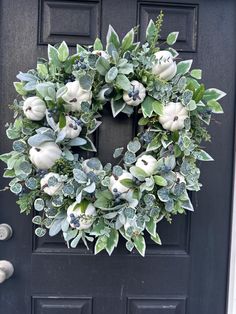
[37,63,48,78]
[166,32,179,45]
[111,98,126,117]
[113,147,124,158]
[93,38,103,50]
[134,235,146,257]
[3,169,15,178]
[48,45,59,65]
[147,136,162,152]
[106,229,119,255]
[95,235,107,254]
[32,215,42,225]
[203,88,226,102]
[105,66,118,83]
[120,178,134,188]
[106,25,120,49]
[141,96,154,118]
[138,117,149,126]
[34,198,45,211]
[190,69,202,80]
[118,63,133,75]
[121,29,134,51]
[152,100,164,115]
[130,166,147,181]
[193,149,214,161]
[13,82,27,96]
[116,74,131,91]
[96,56,110,76]
[146,217,156,237]
[49,218,64,236]
[94,196,110,209]
[154,175,167,186]
[146,19,156,43]
[79,74,93,90]
[127,139,141,153]
[177,60,193,75]
[59,113,66,128]
[193,84,205,103]
[151,233,162,245]
[58,41,69,62]
[10,183,22,194]
[35,227,46,237]
[207,99,224,113]
[80,136,97,152]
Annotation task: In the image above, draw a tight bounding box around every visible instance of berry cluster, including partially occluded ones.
[73,57,87,71]
[64,74,75,84]
[128,85,141,101]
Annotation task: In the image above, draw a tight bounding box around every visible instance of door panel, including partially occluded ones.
[0,1,235,314]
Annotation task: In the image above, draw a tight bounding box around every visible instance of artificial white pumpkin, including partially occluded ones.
[175,172,185,184]
[82,158,102,174]
[29,142,62,169]
[120,189,139,208]
[123,80,146,106]
[159,102,188,132]
[62,80,92,112]
[57,116,82,139]
[23,96,46,121]
[109,171,133,195]
[92,50,110,60]
[40,172,64,196]
[135,155,158,176]
[67,200,96,230]
[152,50,177,81]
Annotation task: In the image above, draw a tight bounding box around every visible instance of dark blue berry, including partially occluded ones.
[113,188,118,193]
[114,198,120,204]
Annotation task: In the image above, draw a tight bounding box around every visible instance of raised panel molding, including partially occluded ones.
[38,0,101,45]
[32,297,92,314]
[127,297,186,314]
[137,2,198,52]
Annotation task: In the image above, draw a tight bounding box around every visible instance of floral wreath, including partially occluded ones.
[0,14,225,256]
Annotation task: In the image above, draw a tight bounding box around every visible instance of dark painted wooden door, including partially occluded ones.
[0,0,235,313]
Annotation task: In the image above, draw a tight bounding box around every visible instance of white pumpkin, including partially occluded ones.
[135,155,158,176]
[40,172,64,196]
[120,189,138,208]
[23,96,46,121]
[62,80,92,112]
[82,158,102,174]
[109,171,133,195]
[67,200,96,230]
[29,142,62,169]
[57,116,82,139]
[92,50,110,60]
[159,102,188,131]
[175,172,185,184]
[123,80,146,106]
[152,51,177,81]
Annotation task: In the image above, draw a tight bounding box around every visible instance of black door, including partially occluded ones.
[0,0,235,313]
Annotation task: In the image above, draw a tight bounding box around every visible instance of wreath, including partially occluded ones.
[0,14,225,256]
